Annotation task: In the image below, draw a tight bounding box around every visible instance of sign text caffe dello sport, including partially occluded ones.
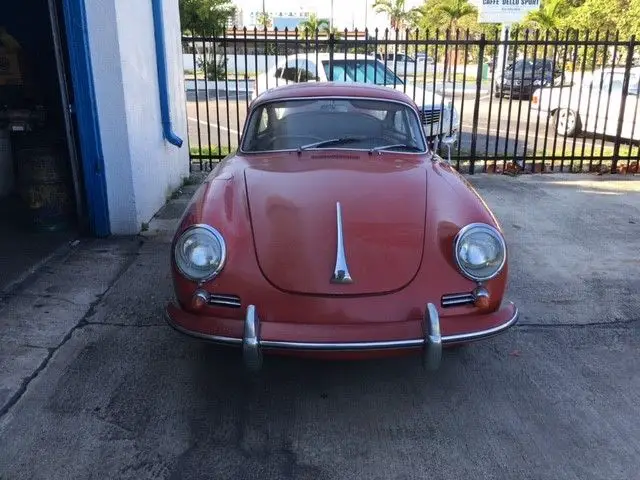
[478,0,541,24]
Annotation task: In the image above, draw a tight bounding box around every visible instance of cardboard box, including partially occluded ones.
[0,48,22,86]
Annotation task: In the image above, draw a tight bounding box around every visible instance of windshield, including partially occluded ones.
[241,98,426,153]
[321,59,404,85]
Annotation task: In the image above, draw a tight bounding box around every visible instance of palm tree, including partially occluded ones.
[256,11,272,29]
[299,13,331,37]
[372,0,415,31]
[437,0,477,31]
[525,0,565,31]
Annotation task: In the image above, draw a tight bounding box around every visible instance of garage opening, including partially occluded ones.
[0,0,85,291]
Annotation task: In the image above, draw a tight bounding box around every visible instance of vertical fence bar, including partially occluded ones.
[485,28,500,169]
[560,30,580,168]
[383,29,389,85]
[612,35,636,173]
[522,30,540,171]
[412,28,419,100]
[542,29,560,170]
[402,29,409,93]
[329,31,334,81]
[550,29,571,167]
[364,28,370,82]
[430,29,439,142]
[532,30,550,167]
[583,31,600,168]
[343,28,348,81]
[222,33,231,154]
[512,29,529,165]
[211,34,222,159]
[599,31,620,163]
[232,27,240,147]
[201,37,213,169]
[469,34,486,174]
[503,28,519,163]
[494,27,509,163]
[457,29,470,159]
[263,27,269,92]
[315,28,319,81]
[450,29,460,169]
[243,28,249,120]
[420,29,430,145]
[374,29,379,84]
[571,30,590,171]
[274,27,279,88]
[253,27,258,99]
[393,29,399,88]
[591,31,610,167]
[191,35,203,167]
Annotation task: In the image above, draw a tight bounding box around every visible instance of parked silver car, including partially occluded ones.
[253,53,458,142]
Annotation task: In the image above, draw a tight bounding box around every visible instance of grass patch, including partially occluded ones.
[189,145,233,158]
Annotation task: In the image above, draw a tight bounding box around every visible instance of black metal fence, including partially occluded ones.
[183,28,640,174]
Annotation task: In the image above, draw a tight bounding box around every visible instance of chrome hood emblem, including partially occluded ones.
[330,202,353,284]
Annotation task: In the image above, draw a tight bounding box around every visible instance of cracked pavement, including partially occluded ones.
[0,174,639,479]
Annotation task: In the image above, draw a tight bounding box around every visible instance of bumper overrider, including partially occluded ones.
[164,301,519,372]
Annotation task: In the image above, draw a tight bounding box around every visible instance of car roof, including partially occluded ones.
[252,82,416,106]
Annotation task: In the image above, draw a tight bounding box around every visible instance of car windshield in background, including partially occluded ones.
[242,98,426,153]
[321,60,404,86]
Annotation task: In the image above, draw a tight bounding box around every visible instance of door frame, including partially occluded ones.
[60,0,110,236]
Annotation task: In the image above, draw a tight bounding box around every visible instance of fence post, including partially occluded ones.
[469,34,486,174]
[328,32,335,80]
[612,35,636,173]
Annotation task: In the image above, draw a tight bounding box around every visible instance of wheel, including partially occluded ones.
[555,108,581,137]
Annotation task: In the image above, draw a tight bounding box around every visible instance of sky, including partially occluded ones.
[233,0,425,30]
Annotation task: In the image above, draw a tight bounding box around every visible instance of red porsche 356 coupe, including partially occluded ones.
[166,82,518,371]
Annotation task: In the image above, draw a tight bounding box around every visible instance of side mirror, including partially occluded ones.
[440,134,457,165]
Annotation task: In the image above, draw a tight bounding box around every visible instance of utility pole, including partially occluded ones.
[330,0,334,30]
[364,0,367,31]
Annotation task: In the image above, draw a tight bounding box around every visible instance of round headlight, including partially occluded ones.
[174,225,226,282]
[454,223,506,281]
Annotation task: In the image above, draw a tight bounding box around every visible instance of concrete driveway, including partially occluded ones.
[0,173,639,479]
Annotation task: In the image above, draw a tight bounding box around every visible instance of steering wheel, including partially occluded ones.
[263,134,324,149]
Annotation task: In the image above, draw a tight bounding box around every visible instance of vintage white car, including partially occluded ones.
[252,53,459,142]
[532,67,640,141]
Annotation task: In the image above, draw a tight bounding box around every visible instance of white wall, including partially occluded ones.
[86,0,189,235]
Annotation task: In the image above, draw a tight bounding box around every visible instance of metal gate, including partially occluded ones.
[183,28,639,175]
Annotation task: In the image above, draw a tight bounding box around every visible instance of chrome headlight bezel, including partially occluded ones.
[173,224,227,282]
[454,223,506,282]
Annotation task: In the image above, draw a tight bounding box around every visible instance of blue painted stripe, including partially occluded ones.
[152,0,184,148]
[62,0,110,236]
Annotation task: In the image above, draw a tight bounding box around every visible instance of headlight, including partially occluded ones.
[533,79,542,86]
[454,223,506,281]
[174,225,226,282]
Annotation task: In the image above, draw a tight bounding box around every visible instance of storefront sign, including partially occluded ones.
[477,0,540,24]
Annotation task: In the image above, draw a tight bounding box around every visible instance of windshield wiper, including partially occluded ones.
[370,144,424,153]
[297,136,364,152]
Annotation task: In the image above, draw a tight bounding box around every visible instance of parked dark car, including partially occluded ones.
[494,59,561,100]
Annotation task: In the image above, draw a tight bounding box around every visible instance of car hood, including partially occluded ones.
[388,83,444,108]
[244,154,427,295]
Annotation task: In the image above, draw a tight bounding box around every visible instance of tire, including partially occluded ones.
[555,108,582,137]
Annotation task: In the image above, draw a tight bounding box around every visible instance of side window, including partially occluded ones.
[281,67,299,82]
[257,109,269,133]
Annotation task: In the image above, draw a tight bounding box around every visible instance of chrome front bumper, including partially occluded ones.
[165,302,519,372]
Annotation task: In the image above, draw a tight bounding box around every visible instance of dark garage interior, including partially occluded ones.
[0,0,85,291]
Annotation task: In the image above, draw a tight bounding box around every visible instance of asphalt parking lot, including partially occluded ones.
[1,173,639,479]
